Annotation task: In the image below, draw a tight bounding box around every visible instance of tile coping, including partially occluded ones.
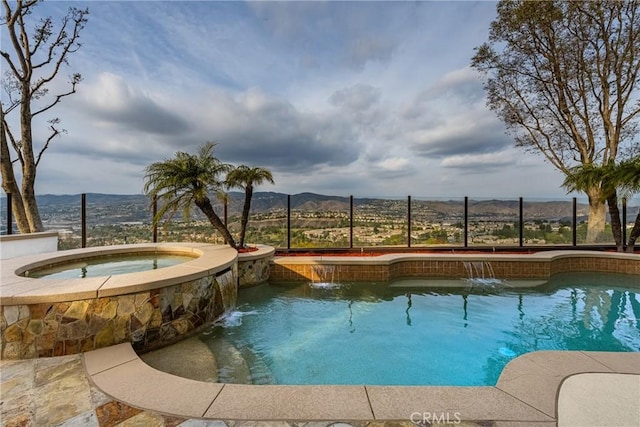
[272,249,640,264]
[83,342,639,422]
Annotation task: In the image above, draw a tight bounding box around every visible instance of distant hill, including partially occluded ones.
[1,192,638,228]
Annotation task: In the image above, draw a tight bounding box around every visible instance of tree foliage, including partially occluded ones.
[143,142,237,248]
[563,157,640,252]
[472,0,640,242]
[226,165,274,248]
[1,0,88,233]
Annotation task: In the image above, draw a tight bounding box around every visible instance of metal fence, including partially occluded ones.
[1,192,637,251]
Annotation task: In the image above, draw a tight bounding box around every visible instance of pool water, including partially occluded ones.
[26,254,194,279]
[195,272,639,386]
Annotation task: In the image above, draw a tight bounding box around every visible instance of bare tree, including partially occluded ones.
[1,0,88,233]
[472,0,640,243]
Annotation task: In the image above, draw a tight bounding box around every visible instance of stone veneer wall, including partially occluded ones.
[238,256,271,288]
[0,267,237,360]
[237,245,275,288]
[270,255,640,283]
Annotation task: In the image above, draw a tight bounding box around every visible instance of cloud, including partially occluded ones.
[248,1,402,73]
[248,1,330,41]
[77,73,189,135]
[328,84,387,139]
[399,66,512,159]
[36,152,146,194]
[407,114,511,158]
[374,157,415,178]
[330,84,381,111]
[427,67,485,99]
[188,88,362,172]
[440,151,515,172]
[344,36,397,70]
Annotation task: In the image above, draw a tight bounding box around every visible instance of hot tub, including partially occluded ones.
[0,243,237,359]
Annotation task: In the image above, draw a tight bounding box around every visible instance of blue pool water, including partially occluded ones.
[197,272,639,386]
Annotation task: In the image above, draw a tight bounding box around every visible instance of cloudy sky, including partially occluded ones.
[3,0,573,199]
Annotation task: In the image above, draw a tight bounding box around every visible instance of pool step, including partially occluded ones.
[238,344,274,385]
[208,338,253,384]
[139,333,274,385]
[140,336,218,382]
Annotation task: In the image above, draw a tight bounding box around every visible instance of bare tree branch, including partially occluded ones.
[35,121,61,167]
[0,0,88,232]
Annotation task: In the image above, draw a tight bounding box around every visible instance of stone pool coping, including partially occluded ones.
[0,243,237,305]
[84,343,639,424]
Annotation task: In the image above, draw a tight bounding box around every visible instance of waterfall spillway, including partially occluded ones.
[310,265,341,289]
[463,261,495,280]
[217,270,237,312]
[462,261,504,290]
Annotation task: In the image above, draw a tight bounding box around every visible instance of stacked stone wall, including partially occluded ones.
[1,269,236,360]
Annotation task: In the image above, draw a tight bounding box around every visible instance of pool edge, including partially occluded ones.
[82,343,639,423]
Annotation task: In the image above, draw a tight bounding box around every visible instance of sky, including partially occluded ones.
[2,0,575,199]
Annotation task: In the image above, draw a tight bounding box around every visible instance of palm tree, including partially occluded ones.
[143,142,237,248]
[563,157,640,252]
[226,165,274,248]
[614,158,640,252]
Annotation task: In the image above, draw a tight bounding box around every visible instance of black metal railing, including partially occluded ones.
[1,192,636,252]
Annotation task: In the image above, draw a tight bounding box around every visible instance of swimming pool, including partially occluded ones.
[185,272,639,386]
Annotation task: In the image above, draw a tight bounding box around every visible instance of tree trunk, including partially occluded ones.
[1,118,31,233]
[606,194,624,252]
[21,184,43,232]
[585,188,606,243]
[19,87,44,232]
[625,211,640,253]
[239,185,253,248]
[195,197,236,248]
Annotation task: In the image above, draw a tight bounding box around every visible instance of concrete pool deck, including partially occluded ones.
[2,344,637,426]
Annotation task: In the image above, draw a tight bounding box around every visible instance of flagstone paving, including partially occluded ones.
[0,354,488,427]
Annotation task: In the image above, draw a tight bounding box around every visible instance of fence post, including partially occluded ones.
[81,193,87,248]
[152,195,158,243]
[349,195,354,249]
[407,195,412,248]
[224,199,228,227]
[287,194,291,250]
[519,197,524,247]
[622,197,627,250]
[6,192,12,235]
[572,197,577,247]
[464,196,469,248]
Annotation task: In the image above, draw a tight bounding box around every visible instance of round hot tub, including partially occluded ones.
[0,243,238,359]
